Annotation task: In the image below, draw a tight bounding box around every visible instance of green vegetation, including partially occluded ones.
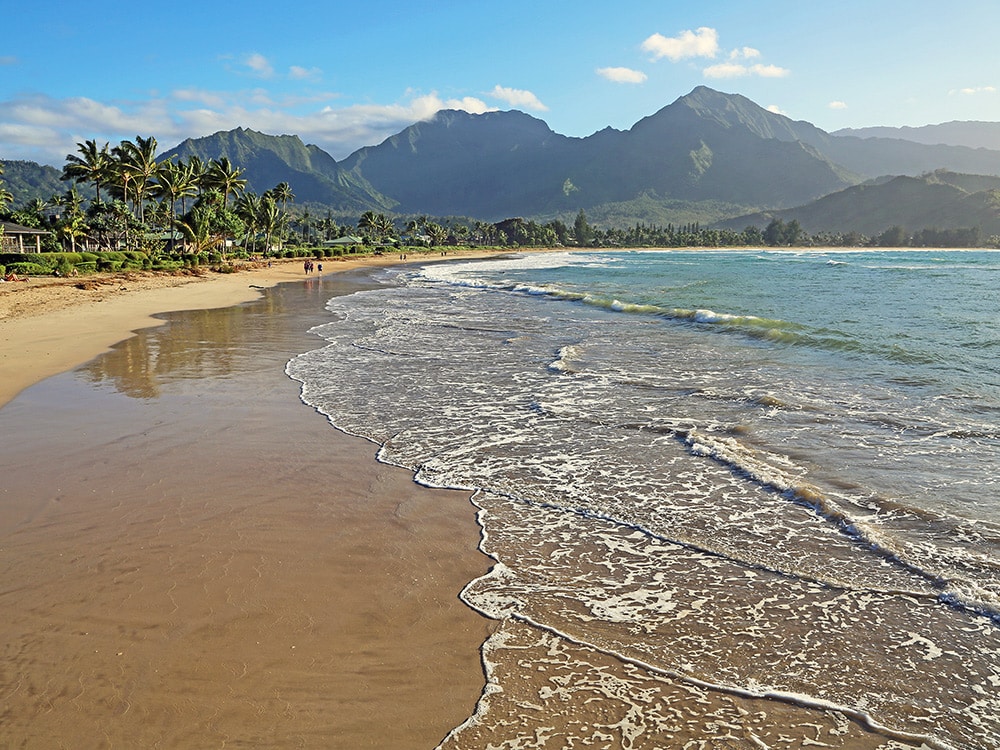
[3,128,999,280]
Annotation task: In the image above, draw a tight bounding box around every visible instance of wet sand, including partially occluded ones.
[0,270,494,747]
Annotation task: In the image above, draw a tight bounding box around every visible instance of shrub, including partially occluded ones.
[18,253,55,271]
[151,259,184,271]
[8,262,48,275]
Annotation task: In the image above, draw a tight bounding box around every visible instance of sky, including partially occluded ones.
[2,0,998,167]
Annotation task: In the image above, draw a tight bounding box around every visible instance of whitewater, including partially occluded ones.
[287,248,1000,749]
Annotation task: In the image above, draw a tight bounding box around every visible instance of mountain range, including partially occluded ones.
[7,86,1000,235]
[716,170,1000,237]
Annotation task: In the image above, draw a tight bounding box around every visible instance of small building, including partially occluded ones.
[322,235,364,247]
[1,221,50,253]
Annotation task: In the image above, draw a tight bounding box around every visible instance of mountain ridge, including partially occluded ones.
[6,87,1000,234]
[717,170,1000,237]
[158,127,394,211]
[833,121,1000,151]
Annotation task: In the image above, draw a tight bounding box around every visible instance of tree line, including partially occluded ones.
[2,142,996,256]
[0,137,298,256]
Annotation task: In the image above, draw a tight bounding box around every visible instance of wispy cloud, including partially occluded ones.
[596,67,647,84]
[752,64,790,78]
[489,85,548,112]
[0,89,497,165]
[704,62,790,79]
[642,28,788,80]
[289,65,322,82]
[642,27,719,61]
[703,62,749,79]
[0,56,17,66]
[828,100,848,109]
[950,85,997,95]
[243,52,275,79]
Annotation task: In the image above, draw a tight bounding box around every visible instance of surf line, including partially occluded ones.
[484,609,955,750]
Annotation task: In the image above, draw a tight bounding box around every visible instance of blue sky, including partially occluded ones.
[2,0,998,166]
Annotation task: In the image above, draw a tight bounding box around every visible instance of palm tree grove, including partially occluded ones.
[0,131,915,278]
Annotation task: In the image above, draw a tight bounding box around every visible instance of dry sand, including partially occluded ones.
[0,253,499,747]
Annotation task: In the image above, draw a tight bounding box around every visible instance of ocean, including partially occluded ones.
[286,249,1000,749]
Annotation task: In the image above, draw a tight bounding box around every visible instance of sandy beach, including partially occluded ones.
[0,254,498,747]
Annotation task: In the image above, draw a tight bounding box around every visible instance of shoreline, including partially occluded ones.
[0,252,500,746]
[0,249,506,409]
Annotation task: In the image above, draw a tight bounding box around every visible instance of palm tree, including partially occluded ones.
[426,221,447,246]
[271,181,294,213]
[257,194,282,255]
[376,213,395,241]
[319,211,337,242]
[56,212,88,252]
[151,160,197,230]
[167,158,202,216]
[235,192,262,253]
[24,197,48,224]
[297,208,313,244]
[62,139,111,205]
[0,162,12,212]
[111,135,158,225]
[203,157,247,209]
[358,210,379,241]
[185,155,206,201]
[61,186,85,217]
[176,203,220,254]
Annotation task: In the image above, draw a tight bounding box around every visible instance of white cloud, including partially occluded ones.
[767,104,788,116]
[828,100,848,109]
[596,66,647,84]
[244,53,275,78]
[0,89,499,165]
[489,85,548,112]
[703,62,790,79]
[703,62,749,79]
[642,27,719,61]
[641,29,788,80]
[289,65,322,81]
[951,86,997,95]
[751,63,789,78]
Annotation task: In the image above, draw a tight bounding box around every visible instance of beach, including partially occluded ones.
[0,256,496,747]
[4,248,998,749]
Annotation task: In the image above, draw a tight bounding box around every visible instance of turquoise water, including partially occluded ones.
[288,249,1000,749]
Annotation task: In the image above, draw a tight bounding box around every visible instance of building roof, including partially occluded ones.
[1,221,50,236]
[323,235,364,246]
